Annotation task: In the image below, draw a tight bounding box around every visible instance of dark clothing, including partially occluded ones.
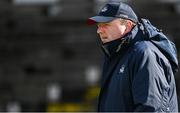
[98,19,179,112]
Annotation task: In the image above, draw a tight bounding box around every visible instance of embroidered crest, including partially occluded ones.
[119,65,125,74]
[101,6,108,12]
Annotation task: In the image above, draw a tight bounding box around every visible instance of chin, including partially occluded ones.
[101,39,110,44]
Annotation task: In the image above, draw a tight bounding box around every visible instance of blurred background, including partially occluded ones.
[0,0,180,112]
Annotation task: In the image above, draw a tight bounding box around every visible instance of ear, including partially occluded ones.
[125,20,134,33]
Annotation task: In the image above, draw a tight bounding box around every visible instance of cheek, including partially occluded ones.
[117,26,126,34]
[107,26,126,38]
[108,27,122,36]
[109,26,125,37]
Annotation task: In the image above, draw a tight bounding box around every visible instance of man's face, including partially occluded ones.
[97,19,127,44]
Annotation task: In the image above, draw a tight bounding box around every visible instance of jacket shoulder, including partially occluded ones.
[131,41,153,55]
[129,40,170,68]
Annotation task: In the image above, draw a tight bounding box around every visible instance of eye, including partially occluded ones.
[97,23,110,27]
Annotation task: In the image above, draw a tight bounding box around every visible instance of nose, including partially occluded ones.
[97,26,103,34]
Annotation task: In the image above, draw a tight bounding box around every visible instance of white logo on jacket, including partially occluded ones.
[119,65,125,74]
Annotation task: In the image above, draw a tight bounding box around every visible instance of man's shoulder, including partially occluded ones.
[131,40,153,55]
[130,40,168,63]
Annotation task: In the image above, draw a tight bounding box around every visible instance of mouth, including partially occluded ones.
[99,37,108,43]
[100,36,108,40]
[99,34,107,39]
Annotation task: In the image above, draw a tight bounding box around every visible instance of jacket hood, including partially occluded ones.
[139,18,179,74]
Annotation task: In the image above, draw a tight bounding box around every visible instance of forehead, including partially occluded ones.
[108,19,123,26]
[97,19,120,25]
[110,19,121,24]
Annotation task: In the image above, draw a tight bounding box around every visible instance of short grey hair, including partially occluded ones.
[119,18,136,26]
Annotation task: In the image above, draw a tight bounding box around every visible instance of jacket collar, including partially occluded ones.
[101,25,139,57]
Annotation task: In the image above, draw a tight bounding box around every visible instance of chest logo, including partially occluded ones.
[119,65,125,74]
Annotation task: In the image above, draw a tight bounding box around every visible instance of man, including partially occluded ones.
[87,1,179,112]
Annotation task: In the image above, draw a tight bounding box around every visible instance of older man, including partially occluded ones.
[87,1,179,112]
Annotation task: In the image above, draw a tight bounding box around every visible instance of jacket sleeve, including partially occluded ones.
[131,47,170,112]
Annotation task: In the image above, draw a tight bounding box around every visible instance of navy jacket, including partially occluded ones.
[98,19,179,112]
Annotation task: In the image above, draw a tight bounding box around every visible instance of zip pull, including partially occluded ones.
[116,38,126,52]
[101,45,111,57]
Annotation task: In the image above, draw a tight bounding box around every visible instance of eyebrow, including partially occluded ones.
[97,23,110,26]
